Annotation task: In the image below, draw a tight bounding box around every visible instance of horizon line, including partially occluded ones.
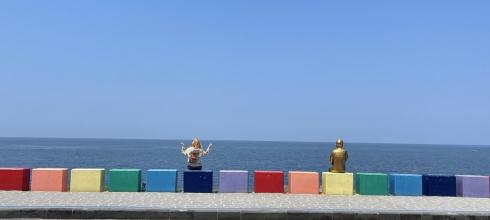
[0,136,488,147]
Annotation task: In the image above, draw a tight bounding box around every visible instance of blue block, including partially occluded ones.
[146,169,178,192]
[389,174,422,196]
[423,174,456,196]
[183,170,213,193]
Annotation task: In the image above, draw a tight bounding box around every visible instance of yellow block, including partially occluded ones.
[70,168,105,192]
[322,172,354,195]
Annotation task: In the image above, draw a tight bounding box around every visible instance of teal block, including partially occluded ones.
[109,169,141,192]
[356,173,388,195]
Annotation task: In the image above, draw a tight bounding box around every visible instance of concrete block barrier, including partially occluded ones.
[183,170,213,193]
[31,168,68,192]
[0,168,30,191]
[456,175,489,198]
[254,171,284,193]
[356,173,388,195]
[389,174,422,196]
[1,165,489,200]
[109,169,142,192]
[288,171,319,194]
[322,172,354,195]
[146,169,178,192]
[219,170,248,193]
[70,168,105,192]
[423,174,456,196]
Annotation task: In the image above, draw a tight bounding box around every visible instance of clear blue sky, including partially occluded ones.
[0,1,489,145]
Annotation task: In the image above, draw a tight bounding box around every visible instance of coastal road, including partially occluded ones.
[0,192,489,219]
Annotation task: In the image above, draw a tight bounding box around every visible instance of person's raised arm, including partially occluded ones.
[180,142,186,155]
[202,143,212,156]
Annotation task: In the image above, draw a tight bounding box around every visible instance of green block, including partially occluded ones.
[109,169,141,192]
[356,173,388,195]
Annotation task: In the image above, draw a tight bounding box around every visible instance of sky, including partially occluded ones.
[0,1,489,145]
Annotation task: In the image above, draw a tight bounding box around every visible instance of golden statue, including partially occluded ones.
[329,139,348,173]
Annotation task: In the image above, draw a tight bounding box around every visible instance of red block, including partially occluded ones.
[254,170,284,193]
[0,168,30,191]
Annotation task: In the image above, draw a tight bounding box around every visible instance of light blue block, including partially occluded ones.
[389,174,422,196]
[146,169,178,192]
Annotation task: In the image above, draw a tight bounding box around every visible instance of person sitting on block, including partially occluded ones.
[329,138,348,173]
[180,138,212,170]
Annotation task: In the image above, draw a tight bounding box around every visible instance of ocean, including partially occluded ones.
[1,137,489,187]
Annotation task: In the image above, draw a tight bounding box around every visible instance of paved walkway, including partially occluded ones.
[0,192,489,219]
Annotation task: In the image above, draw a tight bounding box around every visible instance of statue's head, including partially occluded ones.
[336,139,344,148]
[192,138,202,148]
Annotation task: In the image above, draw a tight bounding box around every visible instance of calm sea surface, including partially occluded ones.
[1,137,489,187]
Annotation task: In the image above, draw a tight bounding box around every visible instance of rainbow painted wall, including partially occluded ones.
[0,168,489,198]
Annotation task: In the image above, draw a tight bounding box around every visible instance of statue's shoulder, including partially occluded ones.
[333,148,347,154]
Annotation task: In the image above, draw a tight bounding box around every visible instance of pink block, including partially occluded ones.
[31,168,68,192]
[288,171,319,194]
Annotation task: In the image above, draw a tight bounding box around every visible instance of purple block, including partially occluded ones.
[456,175,490,198]
[219,170,248,193]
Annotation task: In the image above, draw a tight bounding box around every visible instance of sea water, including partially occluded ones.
[1,137,489,188]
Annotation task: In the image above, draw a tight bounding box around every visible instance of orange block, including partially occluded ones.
[288,171,319,194]
[31,168,68,192]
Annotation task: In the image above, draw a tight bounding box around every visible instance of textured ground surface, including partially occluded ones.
[0,191,489,215]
